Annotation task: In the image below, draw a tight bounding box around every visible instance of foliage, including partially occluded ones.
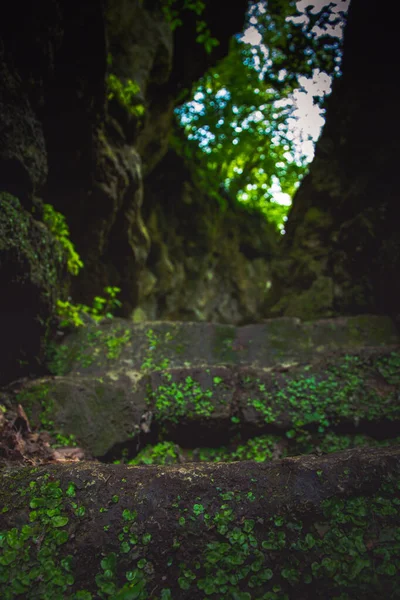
[42,204,83,276]
[106,0,219,120]
[106,60,145,119]
[140,328,172,372]
[160,0,219,53]
[56,286,122,329]
[1,470,399,598]
[126,441,181,465]
[174,0,347,230]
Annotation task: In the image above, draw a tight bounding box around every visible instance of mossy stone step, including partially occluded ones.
[49,315,399,377]
[16,347,400,458]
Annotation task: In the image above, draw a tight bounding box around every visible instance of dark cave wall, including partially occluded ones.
[1,0,269,384]
[269,0,400,321]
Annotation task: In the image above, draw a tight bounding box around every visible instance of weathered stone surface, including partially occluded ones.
[8,316,398,457]
[0,446,399,598]
[139,149,279,323]
[23,347,400,457]
[51,315,400,376]
[105,0,174,174]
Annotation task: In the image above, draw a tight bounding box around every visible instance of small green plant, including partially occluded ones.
[53,432,77,448]
[146,373,215,424]
[106,71,145,118]
[56,286,122,329]
[105,328,131,360]
[127,442,180,466]
[140,329,172,371]
[42,204,83,275]
[93,286,122,319]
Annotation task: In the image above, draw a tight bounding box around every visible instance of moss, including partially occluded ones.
[375,351,400,385]
[45,342,73,376]
[245,352,400,433]
[146,372,218,424]
[0,192,65,292]
[46,323,133,376]
[140,328,173,372]
[0,192,67,380]
[1,464,399,598]
[0,475,74,599]
[158,475,400,599]
[126,442,181,465]
[125,432,400,467]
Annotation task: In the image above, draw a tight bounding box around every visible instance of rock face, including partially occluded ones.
[139,150,277,323]
[269,0,400,321]
[0,0,259,384]
[0,193,65,385]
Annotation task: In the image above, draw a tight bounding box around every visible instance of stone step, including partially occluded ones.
[1,447,400,599]
[15,345,400,458]
[51,315,399,378]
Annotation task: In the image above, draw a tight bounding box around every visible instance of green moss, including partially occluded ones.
[46,323,133,375]
[42,204,83,276]
[140,328,173,372]
[122,432,400,468]
[375,351,400,385]
[5,469,395,598]
[156,475,400,598]
[0,193,66,372]
[190,436,280,464]
[0,476,74,599]
[0,475,157,599]
[46,341,81,376]
[104,328,131,360]
[0,193,64,288]
[126,442,181,465]
[146,373,221,424]
[246,352,400,433]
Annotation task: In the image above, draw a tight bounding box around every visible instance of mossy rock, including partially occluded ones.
[0,192,66,384]
[47,315,399,378]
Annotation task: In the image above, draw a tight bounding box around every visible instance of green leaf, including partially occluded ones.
[52,515,69,527]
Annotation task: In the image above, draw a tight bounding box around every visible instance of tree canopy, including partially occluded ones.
[173,0,349,231]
